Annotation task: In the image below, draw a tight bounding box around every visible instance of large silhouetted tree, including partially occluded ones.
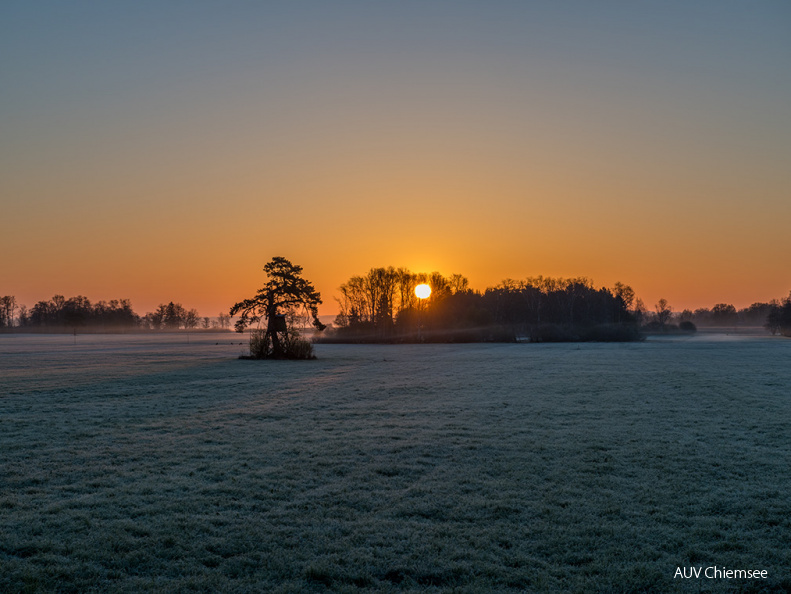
[230,257,325,358]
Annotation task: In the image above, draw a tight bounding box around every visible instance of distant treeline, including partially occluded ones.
[3,285,790,338]
[638,293,791,336]
[681,300,791,330]
[0,294,232,331]
[323,268,641,342]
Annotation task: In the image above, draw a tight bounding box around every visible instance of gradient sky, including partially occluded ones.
[2,1,789,317]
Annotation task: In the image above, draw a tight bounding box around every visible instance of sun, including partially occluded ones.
[415,284,431,299]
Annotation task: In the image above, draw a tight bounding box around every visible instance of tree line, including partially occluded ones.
[326,267,641,342]
[637,293,791,336]
[4,283,790,339]
[0,294,232,331]
[327,267,791,342]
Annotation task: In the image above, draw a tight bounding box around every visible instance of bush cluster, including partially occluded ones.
[245,329,315,360]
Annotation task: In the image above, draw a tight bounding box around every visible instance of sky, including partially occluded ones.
[2,1,790,317]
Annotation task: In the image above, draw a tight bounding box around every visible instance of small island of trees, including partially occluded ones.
[320,267,642,343]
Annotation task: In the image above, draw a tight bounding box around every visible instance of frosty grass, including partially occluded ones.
[1,332,790,592]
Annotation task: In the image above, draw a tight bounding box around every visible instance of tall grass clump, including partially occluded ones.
[246,329,315,360]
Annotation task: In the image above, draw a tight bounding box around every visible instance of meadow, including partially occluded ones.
[1,333,789,593]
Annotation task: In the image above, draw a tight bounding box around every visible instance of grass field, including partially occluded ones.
[1,333,790,592]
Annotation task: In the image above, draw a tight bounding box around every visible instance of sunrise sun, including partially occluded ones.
[414,284,431,299]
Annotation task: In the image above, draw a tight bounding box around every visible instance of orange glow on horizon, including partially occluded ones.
[1,4,788,320]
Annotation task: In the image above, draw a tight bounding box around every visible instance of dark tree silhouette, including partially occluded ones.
[163,302,186,329]
[741,302,776,326]
[0,296,17,327]
[217,312,231,329]
[230,257,325,358]
[655,298,672,328]
[329,268,637,343]
[765,292,791,336]
[15,295,139,328]
[613,282,635,323]
[711,303,738,325]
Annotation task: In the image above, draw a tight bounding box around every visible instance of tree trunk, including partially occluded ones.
[266,302,283,357]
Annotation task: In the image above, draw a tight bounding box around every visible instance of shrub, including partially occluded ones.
[641,320,679,333]
[281,331,315,359]
[246,329,315,360]
[249,329,271,358]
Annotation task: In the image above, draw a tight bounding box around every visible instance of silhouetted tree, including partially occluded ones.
[765,292,791,336]
[230,257,325,358]
[655,298,672,328]
[711,303,738,325]
[184,308,200,329]
[162,302,185,329]
[366,267,399,333]
[740,302,776,326]
[145,306,166,330]
[613,282,635,323]
[140,302,198,330]
[29,298,57,326]
[613,282,635,311]
[0,296,17,327]
[336,274,368,328]
[397,267,420,312]
[634,298,647,326]
[91,299,137,327]
[62,295,92,327]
